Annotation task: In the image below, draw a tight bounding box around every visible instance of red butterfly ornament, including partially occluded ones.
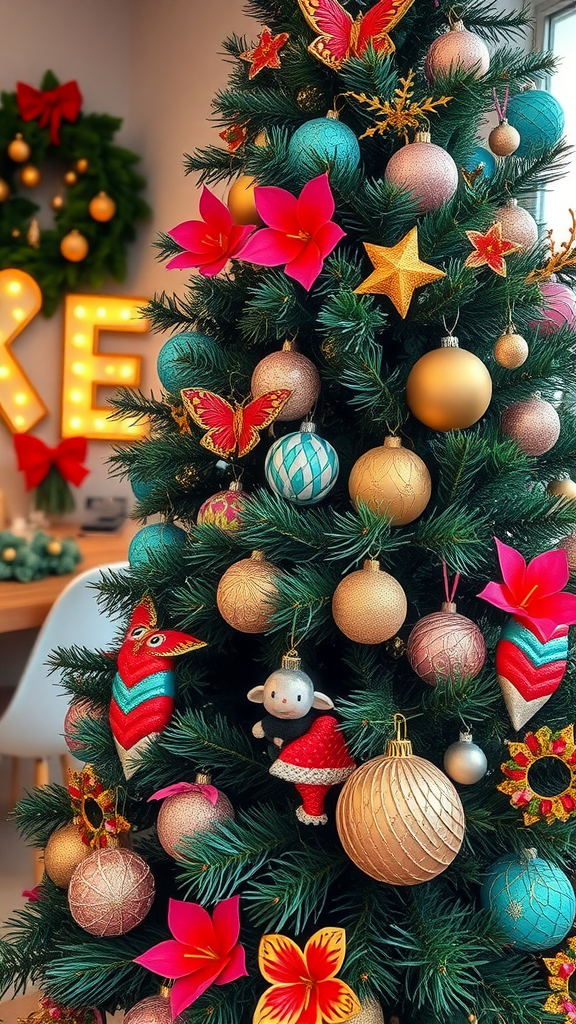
[297,0,416,70]
[181,388,291,458]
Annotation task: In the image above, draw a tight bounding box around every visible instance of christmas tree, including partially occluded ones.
[4,2,576,1023]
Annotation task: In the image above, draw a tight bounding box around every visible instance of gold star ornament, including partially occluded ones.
[355,226,446,318]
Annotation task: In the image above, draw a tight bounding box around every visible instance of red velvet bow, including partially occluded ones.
[16,79,82,145]
[14,434,89,490]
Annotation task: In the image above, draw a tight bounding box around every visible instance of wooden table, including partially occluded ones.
[0,523,136,634]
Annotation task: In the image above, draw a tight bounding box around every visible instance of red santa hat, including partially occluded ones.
[269,715,356,825]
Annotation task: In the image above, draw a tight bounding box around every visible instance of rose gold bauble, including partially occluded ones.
[64,699,107,753]
[125,992,172,1024]
[60,229,89,262]
[384,131,458,213]
[19,164,41,188]
[426,20,490,79]
[332,558,407,644]
[157,775,235,860]
[547,478,576,500]
[348,999,385,1024]
[336,721,465,884]
[0,178,10,202]
[493,327,529,369]
[197,481,246,531]
[68,848,155,936]
[227,174,263,226]
[488,120,520,157]
[89,191,116,222]
[406,335,492,431]
[8,133,31,162]
[494,199,538,252]
[44,822,91,888]
[348,435,432,525]
[406,601,486,685]
[558,534,576,572]
[251,341,321,421]
[501,397,560,456]
[216,550,280,633]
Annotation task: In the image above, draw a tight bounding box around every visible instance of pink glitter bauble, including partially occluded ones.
[197,486,246,531]
[251,348,321,421]
[426,21,490,80]
[494,200,538,253]
[68,848,155,936]
[64,699,106,754]
[407,603,486,686]
[530,282,576,337]
[501,396,560,456]
[384,134,458,213]
[157,786,235,860]
[125,994,173,1024]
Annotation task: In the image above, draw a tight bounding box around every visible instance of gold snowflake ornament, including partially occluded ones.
[348,68,452,143]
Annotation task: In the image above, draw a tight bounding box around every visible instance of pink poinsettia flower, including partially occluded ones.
[477,537,576,642]
[166,187,255,276]
[134,895,247,1019]
[236,172,346,290]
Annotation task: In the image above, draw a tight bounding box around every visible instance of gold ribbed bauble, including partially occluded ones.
[501,396,560,456]
[406,335,492,431]
[68,847,155,936]
[348,435,432,525]
[547,478,576,500]
[19,164,41,188]
[494,199,538,252]
[60,229,89,262]
[76,157,89,173]
[493,326,529,368]
[251,340,320,421]
[44,822,90,888]
[89,190,116,222]
[488,120,520,157]
[332,558,407,644]
[227,174,263,226]
[0,178,10,202]
[125,990,172,1024]
[335,715,465,884]
[64,169,78,186]
[348,998,385,1024]
[216,549,280,633]
[558,534,576,572]
[8,133,31,162]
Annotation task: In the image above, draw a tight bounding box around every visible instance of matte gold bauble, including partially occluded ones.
[7,133,31,162]
[89,190,116,222]
[251,340,321,421]
[548,478,576,500]
[216,549,280,633]
[227,174,263,226]
[493,327,529,368]
[406,335,492,431]
[19,164,41,188]
[76,157,89,173]
[64,169,78,186]
[336,716,465,884]
[348,435,432,525]
[348,999,385,1024]
[501,396,560,456]
[60,229,89,262]
[558,534,576,572]
[51,194,64,211]
[44,822,90,888]
[0,178,10,202]
[332,558,407,644]
[488,120,520,156]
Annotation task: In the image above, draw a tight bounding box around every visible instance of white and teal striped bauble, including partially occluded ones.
[265,421,339,505]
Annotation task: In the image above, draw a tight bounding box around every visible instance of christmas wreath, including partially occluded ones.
[0,70,150,315]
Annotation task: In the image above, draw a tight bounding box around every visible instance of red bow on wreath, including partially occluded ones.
[16,79,82,145]
[14,434,89,490]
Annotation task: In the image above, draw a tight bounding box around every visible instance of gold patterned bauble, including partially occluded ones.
[488,119,520,156]
[493,199,538,253]
[19,164,41,188]
[501,396,560,456]
[124,989,172,1024]
[155,772,235,860]
[296,85,326,112]
[348,998,385,1024]
[44,822,91,888]
[426,20,490,79]
[548,478,576,500]
[2,546,17,562]
[406,334,492,431]
[216,549,280,633]
[89,190,116,222]
[348,435,432,525]
[51,194,64,210]
[68,847,155,936]
[7,132,31,162]
[76,157,89,173]
[251,340,321,421]
[46,540,62,556]
[332,558,407,644]
[60,229,89,262]
[355,225,446,318]
[336,714,465,884]
[0,178,10,202]
[227,174,263,226]
[493,326,529,368]
[64,169,78,186]
[558,534,576,572]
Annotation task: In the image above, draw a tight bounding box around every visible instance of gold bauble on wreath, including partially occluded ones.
[548,478,576,500]
[89,190,116,222]
[227,174,263,226]
[0,178,10,202]
[488,119,520,157]
[332,558,407,644]
[60,229,89,262]
[44,822,91,888]
[2,546,17,562]
[335,714,465,884]
[46,540,62,556]
[493,325,529,369]
[348,435,432,525]
[216,549,280,633]
[19,164,41,188]
[7,132,31,162]
[406,334,492,431]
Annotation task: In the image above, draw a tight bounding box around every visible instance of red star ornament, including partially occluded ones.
[464,221,521,277]
[239,26,289,79]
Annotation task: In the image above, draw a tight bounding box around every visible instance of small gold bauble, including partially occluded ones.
[547,478,576,501]
[64,169,78,186]
[11,228,20,238]
[0,178,10,202]
[51,194,65,211]
[332,558,407,644]
[558,534,576,572]
[406,337,492,431]
[19,164,41,188]
[46,540,62,556]
[254,130,268,147]
[44,822,91,888]
[76,157,89,173]
[227,174,263,226]
[488,119,520,157]
[216,550,280,633]
[2,546,17,562]
[89,191,116,222]
[7,133,31,162]
[348,435,432,525]
[60,229,89,262]
[493,328,529,369]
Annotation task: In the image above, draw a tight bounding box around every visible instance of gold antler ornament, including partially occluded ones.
[527,209,576,284]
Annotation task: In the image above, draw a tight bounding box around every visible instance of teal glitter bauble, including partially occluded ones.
[507,90,565,157]
[128,523,188,567]
[130,477,155,502]
[156,331,220,393]
[480,850,575,952]
[288,117,360,180]
[265,422,339,504]
[463,145,496,178]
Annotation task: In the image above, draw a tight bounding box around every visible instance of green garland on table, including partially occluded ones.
[0,70,150,315]
[0,529,82,581]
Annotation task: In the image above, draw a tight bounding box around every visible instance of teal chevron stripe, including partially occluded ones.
[112,670,175,715]
[501,619,568,666]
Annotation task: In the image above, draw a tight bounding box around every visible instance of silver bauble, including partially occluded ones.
[443,730,488,784]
